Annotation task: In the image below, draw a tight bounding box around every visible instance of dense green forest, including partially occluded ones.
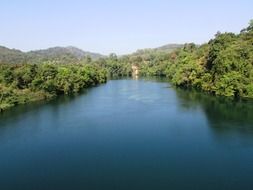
[0,20,252,111]
[0,63,106,111]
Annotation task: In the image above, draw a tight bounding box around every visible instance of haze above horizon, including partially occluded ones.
[0,0,252,55]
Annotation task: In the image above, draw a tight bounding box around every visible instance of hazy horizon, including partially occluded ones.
[1,0,252,55]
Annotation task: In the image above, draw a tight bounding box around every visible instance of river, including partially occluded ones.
[0,78,253,190]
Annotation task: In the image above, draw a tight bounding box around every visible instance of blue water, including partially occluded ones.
[0,78,253,190]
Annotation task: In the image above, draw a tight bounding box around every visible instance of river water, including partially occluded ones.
[0,78,253,190]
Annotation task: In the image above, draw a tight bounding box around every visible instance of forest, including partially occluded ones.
[0,20,253,111]
[0,63,107,111]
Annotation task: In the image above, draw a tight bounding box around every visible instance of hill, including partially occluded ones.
[27,46,104,60]
[155,43,184,52]
[128,43,184,58]
[0,46,26,64]
[0,46,104,64]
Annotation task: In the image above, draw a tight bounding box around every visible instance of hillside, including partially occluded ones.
[0,46,26,64]
[27,46,104,60]
[155,43,184,52]
[0,46,104,64]
[131,43,184,56]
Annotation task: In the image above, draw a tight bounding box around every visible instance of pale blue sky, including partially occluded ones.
[0,0,252,55]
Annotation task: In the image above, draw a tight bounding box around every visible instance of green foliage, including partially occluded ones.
[0,63,107,111]
[99,54,132,77]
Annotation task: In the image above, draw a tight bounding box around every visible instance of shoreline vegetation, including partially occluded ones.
[0,64,107,112]
[1,20,253,111]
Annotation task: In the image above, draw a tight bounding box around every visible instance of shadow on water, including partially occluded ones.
[139,76,171,83]
[0,87,94,126]
[111,76,171,83]
[174,87,253,137]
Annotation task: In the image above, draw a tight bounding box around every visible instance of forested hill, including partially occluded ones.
[0,46,25,64]
[128,44,184,57]
[155,43,184,52]
[0,46,104,64]
[0,46,107,111]
[27,46,104,62]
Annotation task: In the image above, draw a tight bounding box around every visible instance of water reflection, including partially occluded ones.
[175,88,253,137]
[0,89,90,128]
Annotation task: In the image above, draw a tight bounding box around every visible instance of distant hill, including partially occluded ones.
[0,46,105,64]
[0,46,26,64]
[0,44,184,64]
[28,46,104,60]
[155,43,184,52]
[129,43,184,57]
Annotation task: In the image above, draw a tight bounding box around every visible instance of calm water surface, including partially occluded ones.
[0,78,253,190]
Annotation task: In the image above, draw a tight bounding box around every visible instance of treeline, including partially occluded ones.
[0,63,107,111]
[96,54,132,77]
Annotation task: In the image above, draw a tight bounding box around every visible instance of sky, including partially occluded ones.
[0,0,252,55]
